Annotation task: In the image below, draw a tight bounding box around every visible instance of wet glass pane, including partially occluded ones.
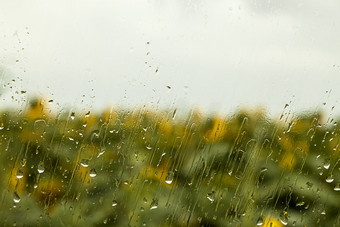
[1,1,340,226]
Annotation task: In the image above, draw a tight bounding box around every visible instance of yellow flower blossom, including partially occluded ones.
[262,217,284,227]
[24,97,50,120]
[204,116,227,143]
[279,151,296,171]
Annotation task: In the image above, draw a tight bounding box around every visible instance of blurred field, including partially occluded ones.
[0,98,339,226]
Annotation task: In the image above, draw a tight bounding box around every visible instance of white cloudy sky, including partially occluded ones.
[0,0,340,115]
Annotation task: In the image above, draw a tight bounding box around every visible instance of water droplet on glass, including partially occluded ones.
[280,212,288,225]
[70,112,75,120]
[143,197,147,203]
[256,216,263,226]
[165,171,174,184]
[16,168,23,179]
[323,158,330,169]
[306,182,313,189]
[37,162,45,173]
[89,169,97,177]
[321,208,326,215]
[296,201,305,207]
[326,174,334,183]
[207,191,215,202]
[334,183,340,191]
[97,149,105,158]
[172,109,177,120]
[13,191,20,203]
[112,200,118,207]
[80,159,89,167]
[85,111,90,118]
[20,158,26,167]
[150,199,158,210]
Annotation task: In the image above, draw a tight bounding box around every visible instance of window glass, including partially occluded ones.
[0,0,340,226]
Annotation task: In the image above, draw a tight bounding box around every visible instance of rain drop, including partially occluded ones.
[323,159,330,169]
[296,201,305,207]
[80,159,89,167]
[20,158,26,167]
[326,174,334,183]
[13,191,20,203]
[70,112,75,120]
[280,212,288,225]
[37,162,45,173]
[16,168,23,179]
[256,216,263,226]
[165,171,174,184]
[85,111,90,118]
[112,200,118,207]
[207,191,215,202]
[89,169,97,178]
[150,199,158,210]
[334,183,340,191]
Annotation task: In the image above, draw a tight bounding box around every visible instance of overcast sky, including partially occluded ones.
[1,0,340,116]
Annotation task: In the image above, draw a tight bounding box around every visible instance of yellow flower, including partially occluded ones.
[24,97,50,120]
[102,106,118,125]
[141,158,173,188]
[34,179,64,213]
[7,166,26,194]
[204,116,227,143]
[279,151,296,171]
[158,119,173,138]
[262,217,284,227]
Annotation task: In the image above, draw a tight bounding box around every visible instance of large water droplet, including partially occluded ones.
[80,159,89,167]
[165,171,174,184]
[296,201,305,207]
[13,191,20,203]
[85,111,90,118]
[97,149,105,158]
[20,158,26,167]
[256,216,263,226]
[16,168,23,179]
[37,162,45,173]
[334,183,340,191]
[150,199,158,210]
[89,169,97,177]
[112,200,118,207]
[323,158,330,169]
[326,174,334,183]
[70,112,75,120]
[280,212,288,225]
[207,191,215,202]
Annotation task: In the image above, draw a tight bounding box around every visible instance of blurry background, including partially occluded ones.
[1,0,340,115]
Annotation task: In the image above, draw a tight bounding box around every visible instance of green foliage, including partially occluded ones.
[0,102,339,226]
